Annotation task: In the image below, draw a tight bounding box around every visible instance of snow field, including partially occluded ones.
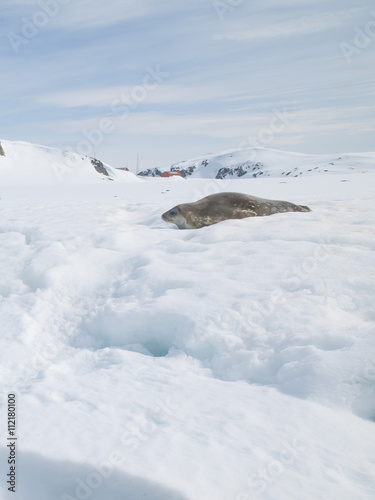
[0,172,374,499]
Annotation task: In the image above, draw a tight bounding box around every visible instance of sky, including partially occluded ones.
[1,0,374,171]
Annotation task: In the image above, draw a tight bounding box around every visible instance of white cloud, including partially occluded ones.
[3,0,157,28]
[214,10,360,41]
[36,84,239,109]
[51,104,375,146]
[41,0,206,30]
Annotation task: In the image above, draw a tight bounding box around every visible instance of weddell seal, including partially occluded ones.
[161,192,311,229]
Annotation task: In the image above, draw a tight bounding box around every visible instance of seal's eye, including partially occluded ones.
[170,209,177,216]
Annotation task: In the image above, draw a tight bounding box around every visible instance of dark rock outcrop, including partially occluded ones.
[170,165,196,178]
[216,162,265,179]
[138,168,163,177]
[91,158,109,177]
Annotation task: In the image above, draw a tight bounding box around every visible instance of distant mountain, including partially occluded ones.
[0,139,139,184]
[138,147,375,179]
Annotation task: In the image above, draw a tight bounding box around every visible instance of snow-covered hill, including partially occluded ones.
[138,147,375,179]
[0,139,139,184]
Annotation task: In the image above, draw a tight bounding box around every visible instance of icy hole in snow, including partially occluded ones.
[72,307,197,358]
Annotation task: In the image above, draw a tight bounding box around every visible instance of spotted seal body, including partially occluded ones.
[161,192,311,229]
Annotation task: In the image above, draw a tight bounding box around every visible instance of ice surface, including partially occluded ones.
[0,140,374,500]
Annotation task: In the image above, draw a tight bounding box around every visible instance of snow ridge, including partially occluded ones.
[139,147,375,179]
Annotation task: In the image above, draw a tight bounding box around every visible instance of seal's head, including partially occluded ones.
[161,206,190,229]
